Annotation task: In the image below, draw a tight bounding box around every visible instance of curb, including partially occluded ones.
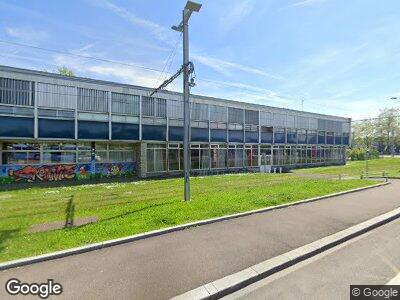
[172,206,400,300]
[0,181,389,271]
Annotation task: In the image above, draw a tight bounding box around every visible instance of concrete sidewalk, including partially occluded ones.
[0,181,399,300]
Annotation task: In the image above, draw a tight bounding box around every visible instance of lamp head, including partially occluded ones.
[185,1,202,12]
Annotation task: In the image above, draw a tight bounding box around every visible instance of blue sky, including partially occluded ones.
[0,0,400,119]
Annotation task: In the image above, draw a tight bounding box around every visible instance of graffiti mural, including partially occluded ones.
[9,164,76,182]
[0,162,136,184]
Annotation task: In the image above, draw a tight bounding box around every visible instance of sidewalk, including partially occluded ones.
[0,181,399,300]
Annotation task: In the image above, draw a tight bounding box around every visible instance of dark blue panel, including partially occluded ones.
[39,119,74,139]
[298,134,307,144]
[343,136,349,145]
[287,133,297,144]
[327,136,334,145]
[308,134,317,144]
[261,132,273,143]
[210,129,227,142]
[274,133,285,144]
[335,136,342,145]
[78,121,109,140]
[245,131,258,143]
[0,116,33,138]
[229,130,244,143]
[169,126,183,141]
[318,134,326,144]
[142,125,166,141]
[191,128,209,142]
[112,122,139,140]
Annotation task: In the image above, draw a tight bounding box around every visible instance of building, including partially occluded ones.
[0,65,350,184]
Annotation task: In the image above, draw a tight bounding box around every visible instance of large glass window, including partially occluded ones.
[111,92,139,116]
[2,143,40,164]
[0,77,34,106]
[245,145,258,166]
[211,144,226,168]
[168,143,183,171]
[42,142,77,164]
[147,144,167,172]
[109,143,135,162]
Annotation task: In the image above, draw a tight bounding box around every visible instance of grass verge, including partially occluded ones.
[0,173,377,262]
[293,157,400,177]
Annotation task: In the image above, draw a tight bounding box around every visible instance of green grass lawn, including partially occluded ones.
[293,157,400,177]
[0,173,377,262]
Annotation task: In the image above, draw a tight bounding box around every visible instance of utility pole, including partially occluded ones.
[151,1,201,201]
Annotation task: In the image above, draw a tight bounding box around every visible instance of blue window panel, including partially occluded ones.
[210,129,227,142]
[142,125,166,141]
[245,131,258,143]
[39,119,74,139]
[287,133,297,144]
[261,132,273,143]
[191,128,209,142]
[78,121,109,140]
[229,130,244,143]
[343,136,349,145]
[112,123,139,140]
[327,136,334,145]
[274,133,285,144]
[0,116,33,138]
[298,134,307,144]
[307,134,317,144]
[169,126,183,141]
[318,134,326,144]
[335,136,342,145]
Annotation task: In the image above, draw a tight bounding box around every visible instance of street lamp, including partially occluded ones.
[172,1,202,201]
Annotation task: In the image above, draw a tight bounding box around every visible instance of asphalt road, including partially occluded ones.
[0,181,399,300]
[225,218,400,300]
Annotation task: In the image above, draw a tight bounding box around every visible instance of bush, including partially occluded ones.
[347,148,380,161]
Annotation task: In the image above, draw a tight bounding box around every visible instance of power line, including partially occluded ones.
[0,39,166,74]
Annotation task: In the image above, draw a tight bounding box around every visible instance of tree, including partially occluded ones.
[375,108,400,155]
[57,66,75,77]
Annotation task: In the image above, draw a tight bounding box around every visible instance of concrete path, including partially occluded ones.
[225,218,400,300]
[0,181,399,300]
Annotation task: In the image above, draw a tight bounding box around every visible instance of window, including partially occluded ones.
[78,88,108,112]
[37,83,76,109]
[245,145,258,167]
[42,142,77,164]
[210,105,227,123]
[147,144,167,172]
[168,100,183,119]
[168,143,183,171]
[228,145,243,167]
[0,77,34,106]
[77,143,92,163]
[260,111,273,126]
[228,107,243,124]
[245,110,259,125]
[2,143,40,164]
[191,103,208,121]
[211,144,226,168]
[142,97,166,118]
[111,92,139,116]
[108,143,135,162]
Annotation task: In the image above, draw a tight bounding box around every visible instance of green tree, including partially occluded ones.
[375,108,400,155]
[57,66,75,77]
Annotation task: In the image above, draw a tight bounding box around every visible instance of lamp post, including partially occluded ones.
[172,1,202,201]
[389,97,399,157]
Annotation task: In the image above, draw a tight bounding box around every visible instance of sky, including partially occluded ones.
[0,0,400,120]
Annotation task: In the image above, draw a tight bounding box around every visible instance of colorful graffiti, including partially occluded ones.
[1,162,136,184]
[9,164,76,182]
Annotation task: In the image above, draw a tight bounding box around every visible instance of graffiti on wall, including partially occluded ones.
[9,165,76,182]
[1,162,136,184]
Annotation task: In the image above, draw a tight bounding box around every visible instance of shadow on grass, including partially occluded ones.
[0,229,20,253]
[100,200,176,223]
[64,196,75,228]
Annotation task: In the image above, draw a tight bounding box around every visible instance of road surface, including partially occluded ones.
[0,181,399,299]
[225,218,400,300]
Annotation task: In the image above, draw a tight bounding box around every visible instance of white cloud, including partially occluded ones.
[220,0,254,32]
[192,54,285,80]
[5,27,48,43]
[91,0,173,45]
[289,0,328,8]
